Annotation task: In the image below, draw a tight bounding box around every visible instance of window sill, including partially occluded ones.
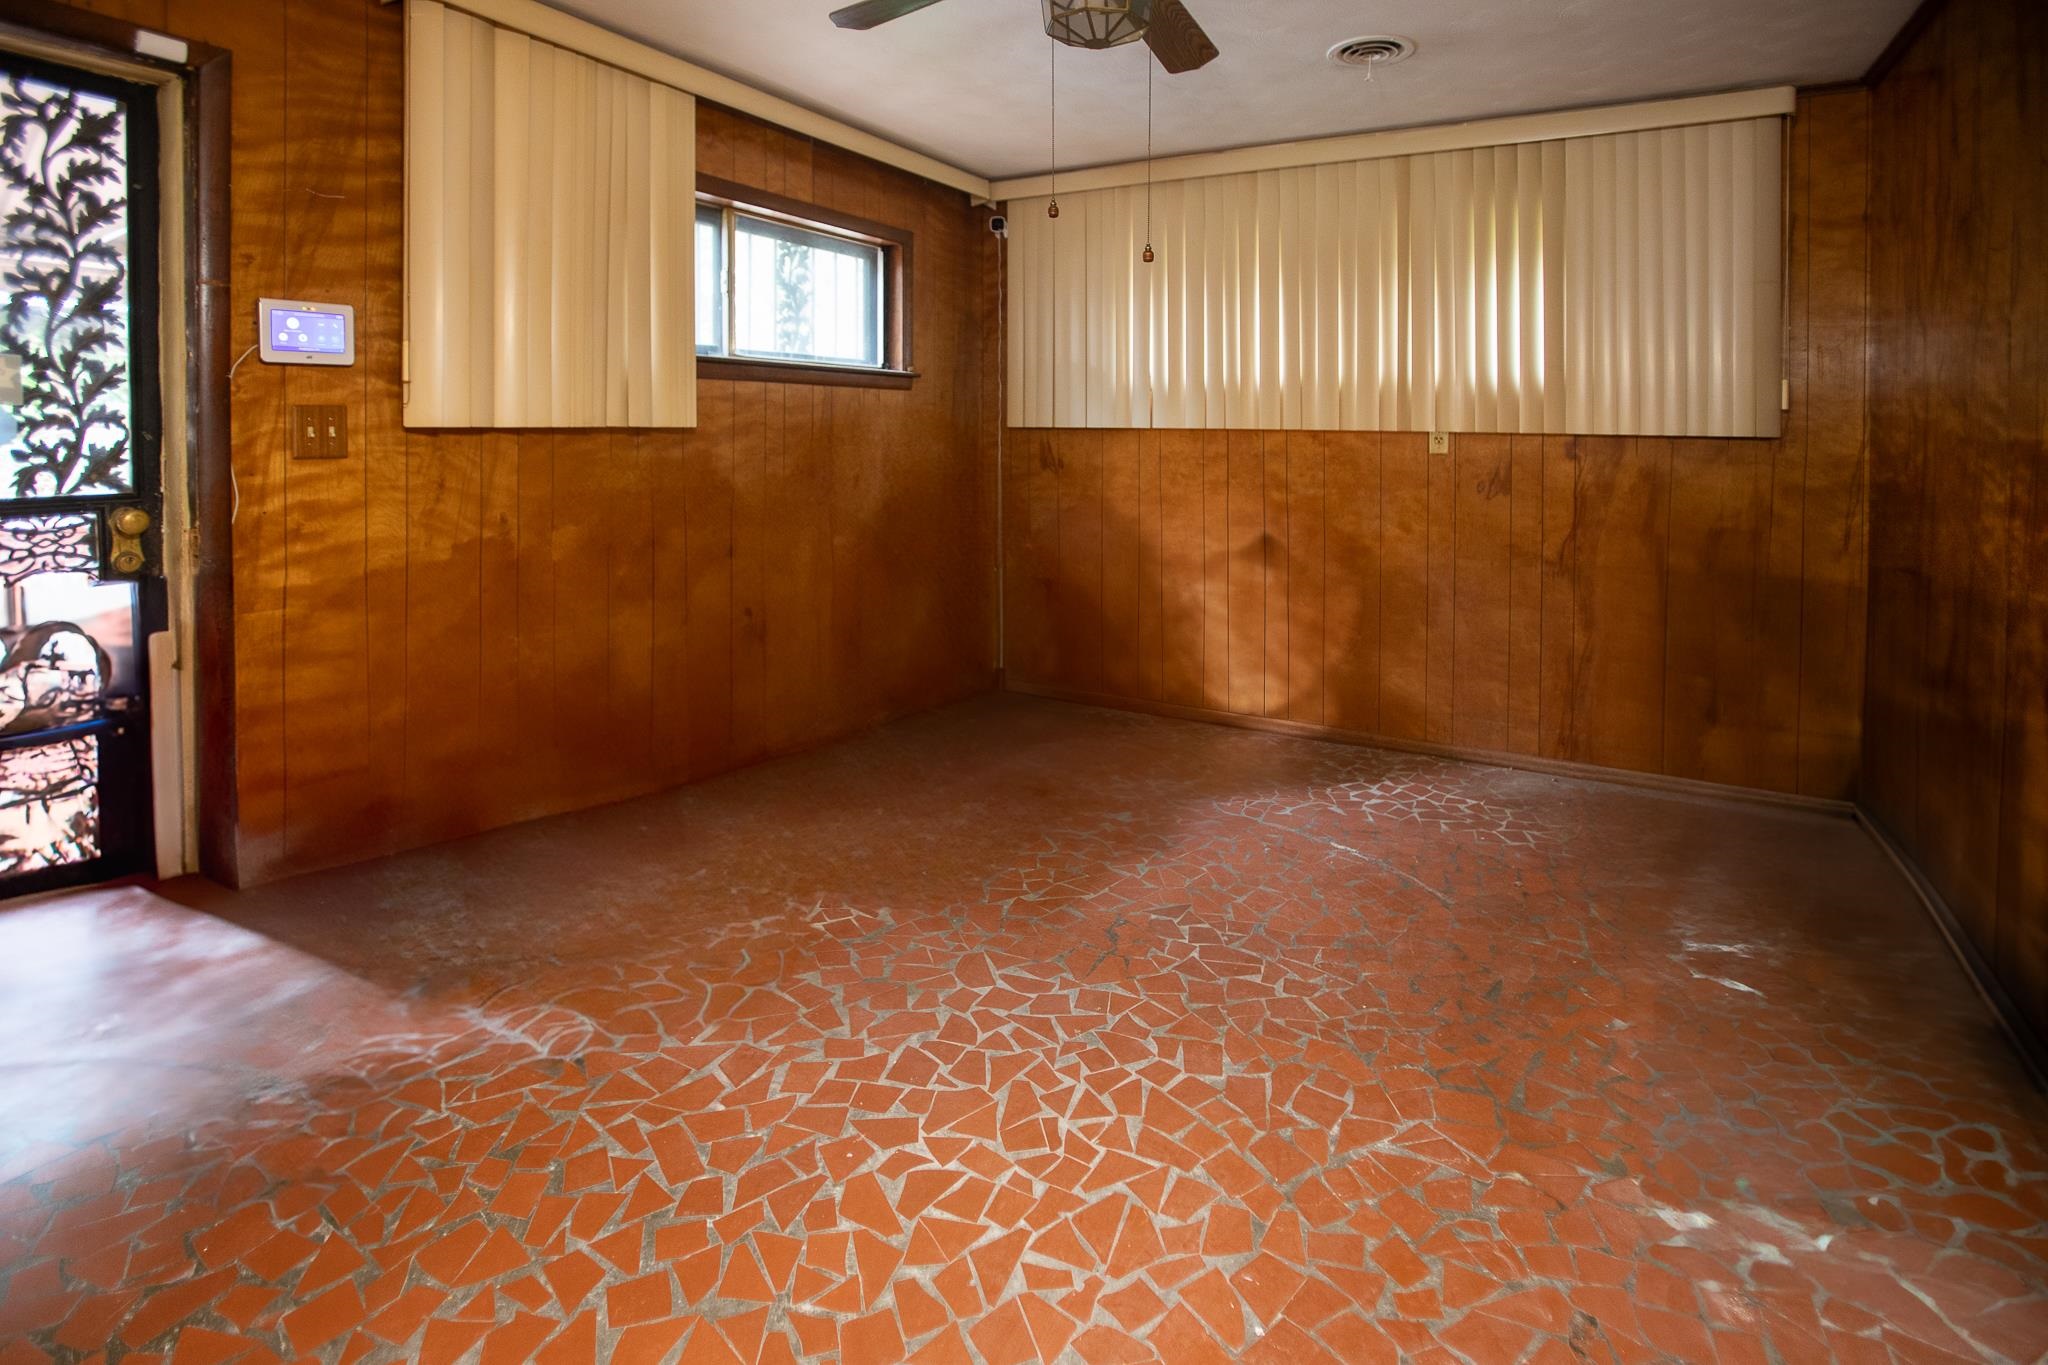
[697,355,918,390]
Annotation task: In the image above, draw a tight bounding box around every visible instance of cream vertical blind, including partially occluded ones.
[405,0,696,428]
[1006,116,1782,438]
[1563,120,1782,435]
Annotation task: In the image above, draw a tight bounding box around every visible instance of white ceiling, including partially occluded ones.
[546,0,1914,180]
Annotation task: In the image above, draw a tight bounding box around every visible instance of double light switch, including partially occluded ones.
[292,404,349,459]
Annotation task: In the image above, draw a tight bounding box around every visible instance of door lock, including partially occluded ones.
[107,507,151,575]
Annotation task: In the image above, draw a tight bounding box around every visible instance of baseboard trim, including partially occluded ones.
[1004,681,1857,818]
[1853,811,2048,1092]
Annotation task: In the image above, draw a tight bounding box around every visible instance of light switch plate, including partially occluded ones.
[321,404,348,458]
[291,405,324,459]
[1429,431,1449,454]
[292,405,348,459]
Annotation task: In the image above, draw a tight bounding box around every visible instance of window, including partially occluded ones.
[694,177,912,384]
[695,203,725,357]
[697,202,882,367]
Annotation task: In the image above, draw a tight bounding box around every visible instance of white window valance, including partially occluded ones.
[405,0,696,428]
[1005,116,1784,438]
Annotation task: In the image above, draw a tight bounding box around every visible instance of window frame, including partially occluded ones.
[694,175,916,390]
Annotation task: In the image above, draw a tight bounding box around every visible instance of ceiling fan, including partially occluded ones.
[828,0,1221,74]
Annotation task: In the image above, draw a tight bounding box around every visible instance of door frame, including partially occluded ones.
[0,1,237,886]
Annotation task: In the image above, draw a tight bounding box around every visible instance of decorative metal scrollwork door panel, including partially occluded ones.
[0,51,163,894]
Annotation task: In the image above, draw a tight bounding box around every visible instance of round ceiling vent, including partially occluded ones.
[1327,35,1416,70]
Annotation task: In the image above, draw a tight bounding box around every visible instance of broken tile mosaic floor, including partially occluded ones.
[1,696,2043,1363]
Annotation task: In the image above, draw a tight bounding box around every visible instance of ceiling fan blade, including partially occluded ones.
[829,0,949,30]
[1144,0,1220,73]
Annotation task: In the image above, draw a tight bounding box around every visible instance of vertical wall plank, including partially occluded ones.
[1321,434,1380,734]
[1451,435,1512,752]
[515,434,560,807]
[1260,436,1290,718]
[1863,20,1937,843]
[1100,432,1143,698]
[729,386,769,767]
[1997,443,2048,1032]
[1910,0,2013,945]
[1201,433,1231,712]
[791,382,839,747]
[1662,438,1771,788]
[1225,433,1266,716]
[1989,0,2048,1033]
[648,433,692,783]
[278,0,371,865]
[476,433,524,827]
[794,384,837,749]
[823,388,863,727]
[1134,430,1165,701]
[402,432,484,842]
[1538,437,1580,761]
[1056,430,1105,693]
[1285,433,1326,726]
[782,134,816,202]
[828,388,902,730]
[548,433,612,806]
[1759,81,1816,797]
[360,0,409,844]
[1506,435,1545,756]
[1424,438,1458,743]
[1158,432,1206,707]
[608,430,658,791]
[1798,91,1873,800]
[697,105,738,179]
[1378,434,1429,741]
[731,115,769,193]
[1015,428,1061,686]
[760,387,802,753]
[1573,437,1670,774]
[687,384,737,779]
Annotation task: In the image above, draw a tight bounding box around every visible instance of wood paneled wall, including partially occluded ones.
[1003,92,1872,801]
[71,0,996,883]
[1864,0,2047,1037]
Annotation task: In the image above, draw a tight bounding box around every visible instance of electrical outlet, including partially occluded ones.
[1429,431,1449,454]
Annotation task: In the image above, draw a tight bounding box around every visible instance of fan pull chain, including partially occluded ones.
[1048,36,1060,219]
[1142,60,1154,263]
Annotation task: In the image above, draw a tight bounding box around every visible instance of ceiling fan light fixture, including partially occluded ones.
[1041,0,1153,50]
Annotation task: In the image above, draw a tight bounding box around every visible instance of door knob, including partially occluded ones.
[107,507,152,576]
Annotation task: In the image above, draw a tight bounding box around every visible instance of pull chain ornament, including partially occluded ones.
[1141,60,1154,262]
[1048,36,1060,219]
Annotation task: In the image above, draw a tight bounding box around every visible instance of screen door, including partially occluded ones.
[0,51,166,894]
